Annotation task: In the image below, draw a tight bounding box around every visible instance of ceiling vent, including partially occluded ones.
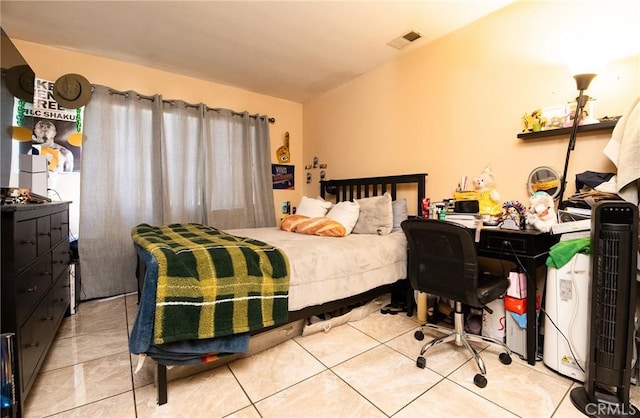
[387,30,422,50]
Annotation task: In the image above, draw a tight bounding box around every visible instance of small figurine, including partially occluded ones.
[500,200,527,230]
[473,165,502,216]
[526,191,558,232]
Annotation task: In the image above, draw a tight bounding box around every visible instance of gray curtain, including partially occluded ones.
[79,86,275,300]
[202,109,275,228]
[161,101,205,223]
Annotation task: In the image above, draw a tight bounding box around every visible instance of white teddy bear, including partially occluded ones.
[526,191,558,232]
[473,165,502,216]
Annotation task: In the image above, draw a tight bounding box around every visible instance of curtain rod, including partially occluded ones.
[103,87,275,124]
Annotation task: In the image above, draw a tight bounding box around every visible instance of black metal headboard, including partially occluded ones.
[320,173,427,215]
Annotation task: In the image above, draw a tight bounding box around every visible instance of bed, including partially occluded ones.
[131,173,427,404]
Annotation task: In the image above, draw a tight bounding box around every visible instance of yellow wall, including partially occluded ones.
[13,39,304,223]
[303,1,640,212]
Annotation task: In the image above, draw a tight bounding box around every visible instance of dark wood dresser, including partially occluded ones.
[1,202,71,416]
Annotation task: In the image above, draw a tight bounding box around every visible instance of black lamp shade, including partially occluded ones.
[574,73,596,91]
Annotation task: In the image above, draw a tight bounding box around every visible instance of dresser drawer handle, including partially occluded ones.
[40,232,51,237]
[46,315,54,321]
[28,341,40,348]
[22,239,36,245]
[41,271,51,277]
[26,285,38,293]
[52,226,62,231]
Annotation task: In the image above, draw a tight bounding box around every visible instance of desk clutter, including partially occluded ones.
[409,201,639,412]
[414,164,615,373]
[422,165,563,233]
[425,166,625,235]
[407,155,638,410]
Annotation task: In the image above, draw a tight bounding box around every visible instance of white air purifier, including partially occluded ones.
[543,252,591,382]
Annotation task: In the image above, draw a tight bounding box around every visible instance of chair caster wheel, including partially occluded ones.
[499,352,512,365]
[416,356,426,369]
[414,330,425,341]
[474,374,487,388]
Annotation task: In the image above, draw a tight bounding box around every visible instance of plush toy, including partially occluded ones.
[526,191,558,232]
[473,165,502,216]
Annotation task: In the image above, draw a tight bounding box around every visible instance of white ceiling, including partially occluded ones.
[0,0,515,103]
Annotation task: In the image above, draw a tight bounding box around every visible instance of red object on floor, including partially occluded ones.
[504,294,541,315]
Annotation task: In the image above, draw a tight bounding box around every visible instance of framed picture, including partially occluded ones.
[272,164,294,190]
[564,99,597,127]
[541,105,566,130]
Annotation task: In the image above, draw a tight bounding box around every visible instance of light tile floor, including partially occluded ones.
[23,293,640,417]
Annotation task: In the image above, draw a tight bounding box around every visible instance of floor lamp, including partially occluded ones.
[557,73,597,208]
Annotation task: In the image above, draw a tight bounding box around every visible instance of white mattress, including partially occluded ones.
[226,227,407,311]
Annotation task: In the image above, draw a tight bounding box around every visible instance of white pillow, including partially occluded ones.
[326,201,360,235]
[296,196,332,218]
[352,193,393,235]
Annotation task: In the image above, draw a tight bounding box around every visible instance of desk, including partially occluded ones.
[475,227,560,365]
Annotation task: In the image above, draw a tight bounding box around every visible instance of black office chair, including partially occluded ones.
[401,218,512,388]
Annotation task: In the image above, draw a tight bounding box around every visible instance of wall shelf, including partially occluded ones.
[517,119,618,140]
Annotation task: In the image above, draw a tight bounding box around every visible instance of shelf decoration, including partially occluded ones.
[541,105,567,130]
[304,156,328,184]
[521,108,548,133]
[517,119,617,140]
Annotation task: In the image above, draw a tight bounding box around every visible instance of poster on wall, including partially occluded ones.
[8,99,35,184]
[272,164,294,190]
[24,77,84,173]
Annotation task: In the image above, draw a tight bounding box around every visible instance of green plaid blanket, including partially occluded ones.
[131,223,290,345]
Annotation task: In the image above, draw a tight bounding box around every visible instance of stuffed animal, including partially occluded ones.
[526,191,558,232]
[473,165,502,216]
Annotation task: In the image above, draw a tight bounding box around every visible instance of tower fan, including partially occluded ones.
[571,201,639,417]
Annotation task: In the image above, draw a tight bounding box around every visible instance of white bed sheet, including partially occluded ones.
[226,227,407,311]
